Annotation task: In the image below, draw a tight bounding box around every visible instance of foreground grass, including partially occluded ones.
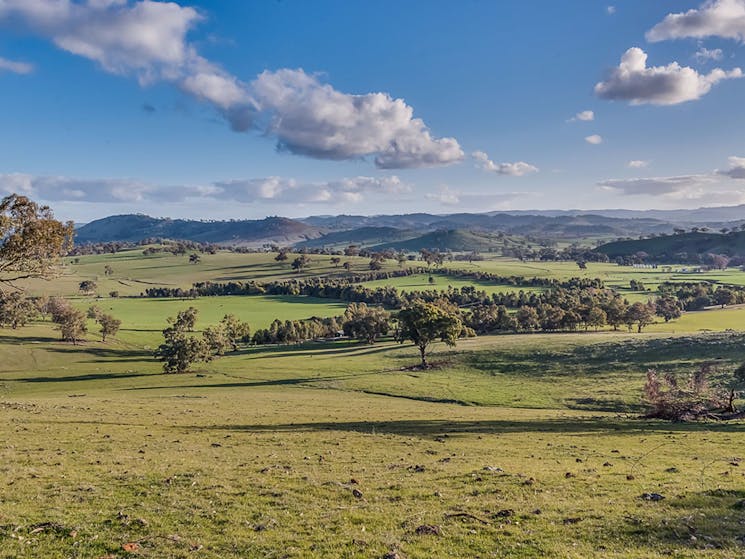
[2,328,745,557]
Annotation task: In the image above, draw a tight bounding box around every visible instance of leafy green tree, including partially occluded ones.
[395,300,462,368]
[516,305,540,331]
[0,291,35,329]
[586,306,607,331]
[655,296,682,322]
[97,313,121,342]
[330,256,341,267]
[57,308,87,345]
[219,314,251,351]
[155,312,209,373]
[189,253,201,264]
[342,303,391,344]
[175,306,198,331]
[0,194,74,292]
[291,255,311,273]
[714,288,736,308]
[79,280,97,295]
[625,301,655,333]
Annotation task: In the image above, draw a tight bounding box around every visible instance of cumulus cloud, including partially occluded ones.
[0,55,33,74]
[594,47,742,105]
[0,1,462,169]
[0,172,407,206]
[250,69,463,167]
[607,6,616,15]
[628,160,650,168]
[570,110,595,122]
[471,151,538,176]
[718,155,745,178]
[647,0,745,43]
[585,134,603,144]
[694,47,724,62]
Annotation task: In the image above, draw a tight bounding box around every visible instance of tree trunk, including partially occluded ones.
[419,344,427,368]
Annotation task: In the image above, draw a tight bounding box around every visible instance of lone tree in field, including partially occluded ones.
[97,313,121,342]
[79,280,97,295]
[342,303,391,344]
[189,253,201,264]
[275,249,289,263]
[0,194,74,292]
[395,300,462,368]
[155,311,209,373]
[57,308,87,345]
[291,254,311,273]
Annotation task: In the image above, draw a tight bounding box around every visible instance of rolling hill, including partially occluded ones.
[75,214,321,245]
[597,230,745,261]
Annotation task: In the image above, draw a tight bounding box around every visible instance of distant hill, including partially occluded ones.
[372,229,522,252]
[301,212,673,239]
[597,231,745,260]
[296,226,416,249]
[75,214,321,245]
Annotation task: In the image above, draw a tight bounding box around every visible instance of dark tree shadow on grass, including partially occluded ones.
[189,417,745,438]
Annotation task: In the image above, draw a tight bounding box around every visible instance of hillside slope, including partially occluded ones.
[75,214,321,245]
[597,231,745,260]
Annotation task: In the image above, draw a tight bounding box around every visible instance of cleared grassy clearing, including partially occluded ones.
[3,251,745,557]
[2,330,745,558]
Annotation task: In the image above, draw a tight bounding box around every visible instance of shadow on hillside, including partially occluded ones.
[191,417,745,437]
[21,371,153,383]
[0,334,60,345]
[241,342,395,360]
[41,346,151,364]
[124,367,389,392]
[465,332,745,380]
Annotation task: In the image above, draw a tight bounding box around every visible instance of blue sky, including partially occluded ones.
[2,0,745,221]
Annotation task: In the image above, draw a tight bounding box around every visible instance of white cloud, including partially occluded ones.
[595,47,742,105]
[628,160,650,168]
[607,6,616,15]
[718,155,745,178]
[598,175,716,196]
[585,134,603,144]
[647,0,745,43]
[250,69,464,168]
[0,172,408,206]
[472,150,539,176]
[571,110,595,122]
[0,56,34,74]
[0,1,462,169]
[694,47,724,62]
[211,175,410,204]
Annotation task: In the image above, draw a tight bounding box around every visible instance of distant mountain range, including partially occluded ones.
[74,204,745,251]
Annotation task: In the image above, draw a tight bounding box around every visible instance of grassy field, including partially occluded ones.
[2,250,745,558]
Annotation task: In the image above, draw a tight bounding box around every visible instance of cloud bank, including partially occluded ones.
[0,172,409,207]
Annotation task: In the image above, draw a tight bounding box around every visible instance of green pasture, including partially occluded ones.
[2,325,745,558]
[3,249,745,557]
